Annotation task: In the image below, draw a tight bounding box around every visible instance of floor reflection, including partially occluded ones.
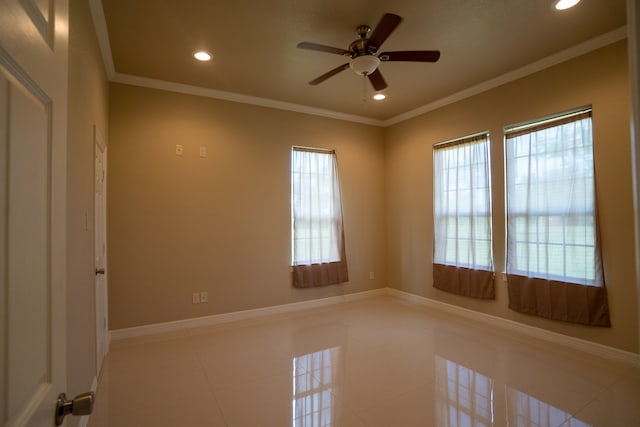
[292,347,341,427]
[507,387,592,427]
[435,356,495,427]
[87,298,639,426]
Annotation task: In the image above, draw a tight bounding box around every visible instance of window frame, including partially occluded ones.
[433,132,494,271]
[504,107,601,286]
[290,145,349,288]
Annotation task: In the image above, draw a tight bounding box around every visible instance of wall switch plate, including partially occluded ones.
[192,292,200,304]
[176,144,184,156]
[369,272,375,280]
[199,146,207,157]
[200,291,208,303]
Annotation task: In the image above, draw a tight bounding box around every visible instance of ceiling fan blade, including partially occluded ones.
[378,50,441,62]
[367,69,387,91]
[366,13,402,51]
[297,42,351,56]
[309,63,350,85]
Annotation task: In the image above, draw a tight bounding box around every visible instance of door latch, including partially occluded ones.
[55,391,95,425]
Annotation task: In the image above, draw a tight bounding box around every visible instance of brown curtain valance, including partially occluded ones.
[292,261,349,288]
[507,274,611,327]
[433,263,495,299]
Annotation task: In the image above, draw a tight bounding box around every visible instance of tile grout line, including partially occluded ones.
[193,349,231,427]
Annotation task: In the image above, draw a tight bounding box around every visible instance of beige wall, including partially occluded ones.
[67,0,109,418]
[108,85,386,329]
[385,40,639,353]
[107,39,638,354]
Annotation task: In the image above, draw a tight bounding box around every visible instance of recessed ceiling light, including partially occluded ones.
[373,93,386,101]
[194,51,212,62]
[553,0,581,10]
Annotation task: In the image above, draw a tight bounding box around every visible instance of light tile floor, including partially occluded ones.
[88,296,640,427]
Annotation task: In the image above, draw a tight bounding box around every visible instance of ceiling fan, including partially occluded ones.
[297,13,440,91]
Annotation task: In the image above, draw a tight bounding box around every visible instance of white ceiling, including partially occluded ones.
[97,0,627,124]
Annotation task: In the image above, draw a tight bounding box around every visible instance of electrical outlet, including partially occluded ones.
[200,291,208,303]
[369,271,375,280]
[192,292,200,304]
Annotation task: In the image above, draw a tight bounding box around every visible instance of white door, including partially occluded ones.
[94,127,109,374]
[0,0,69,426]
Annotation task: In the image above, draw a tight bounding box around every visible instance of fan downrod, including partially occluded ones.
[356,25,371,39]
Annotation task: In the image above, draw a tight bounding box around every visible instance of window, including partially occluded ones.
[433,133,495,299]
[291,147,348,288]
[504,108,610,326]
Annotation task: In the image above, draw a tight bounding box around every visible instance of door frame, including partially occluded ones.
[94,125,109,375]
[626,0,640,353]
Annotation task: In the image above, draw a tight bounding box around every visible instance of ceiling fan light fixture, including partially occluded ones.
[193,51,212,61]
[297,13,440,90]
[552,0,581,10]
[349,55,381,76]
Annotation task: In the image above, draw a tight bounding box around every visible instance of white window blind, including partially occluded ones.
[291,147,344,266]
[433,133,493,270]
[505,109,601,286]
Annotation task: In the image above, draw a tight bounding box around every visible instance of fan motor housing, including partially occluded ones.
[349,39,370,56]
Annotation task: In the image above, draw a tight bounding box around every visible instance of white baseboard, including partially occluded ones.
[386,288,640,367]
[109,286,638,367]
[110,288,387,341]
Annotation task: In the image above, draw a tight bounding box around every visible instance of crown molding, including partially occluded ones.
[88,0,115,79]
[89,0,626,128]
[111,73,385,126]
[383,26,627,127]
